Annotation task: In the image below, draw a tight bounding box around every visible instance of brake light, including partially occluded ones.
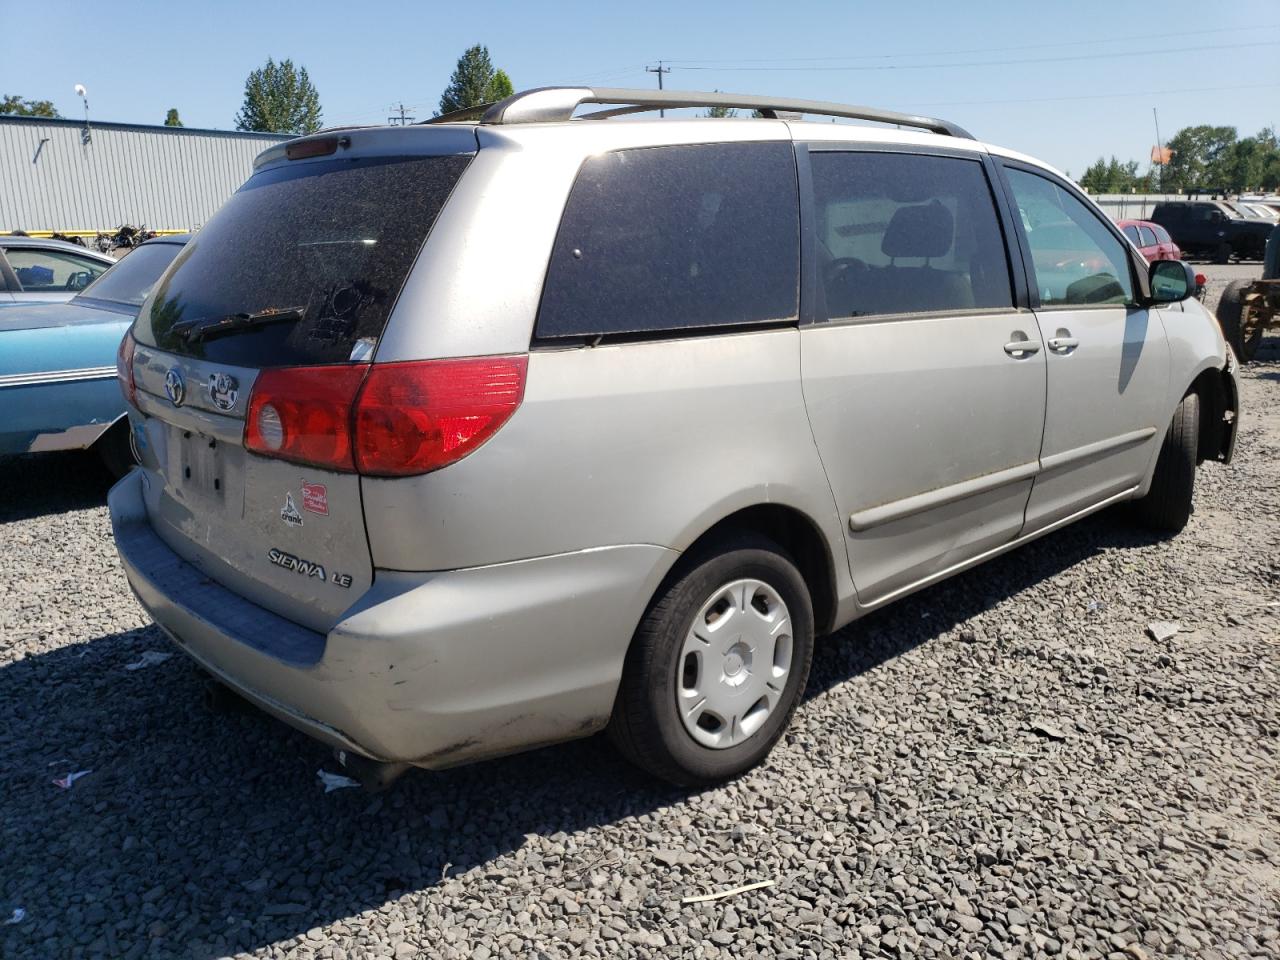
[241,356,528,476]
[116,331,137,406]
[354,356,528,476]
[245,365,369,470]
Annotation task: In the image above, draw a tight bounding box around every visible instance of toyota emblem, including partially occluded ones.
[164,368,186,406]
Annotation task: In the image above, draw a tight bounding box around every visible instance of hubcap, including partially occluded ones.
[677,578,793,750]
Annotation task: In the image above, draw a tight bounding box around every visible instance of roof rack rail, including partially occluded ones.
[425,87,973,139]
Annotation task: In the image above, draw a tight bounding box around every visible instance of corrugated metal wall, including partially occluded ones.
[0,117,290,232]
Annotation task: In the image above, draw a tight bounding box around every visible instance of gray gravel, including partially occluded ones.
[2,268,1278,959]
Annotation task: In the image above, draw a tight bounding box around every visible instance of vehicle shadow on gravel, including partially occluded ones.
[0,511,1162,958]
[0,451,114,524]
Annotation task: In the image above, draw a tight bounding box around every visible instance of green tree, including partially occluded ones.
[704,90,737,118]
[234,58,322,135]
[437,45,514,115]
[1,94,60,118]
[489,68,514,102]
[164,108,183,127]
[1163,125,1237,192]
[1079,155,1149,193]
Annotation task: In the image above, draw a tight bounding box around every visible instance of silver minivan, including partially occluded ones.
[110,88,1239,785]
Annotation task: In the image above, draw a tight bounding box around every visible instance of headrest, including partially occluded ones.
[881,199,954,259]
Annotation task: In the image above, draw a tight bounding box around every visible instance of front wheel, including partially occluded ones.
[609,534,814,786]
[1133,393,1199,533]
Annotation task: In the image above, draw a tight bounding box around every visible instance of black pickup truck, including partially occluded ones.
[1149,200,1273,263]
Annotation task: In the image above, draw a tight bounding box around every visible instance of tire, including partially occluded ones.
[609,533,814,786]
[94,419,137,479]
[1216,278,1263,362]
[1213,242,1232,265]
[1134,392,1199,533]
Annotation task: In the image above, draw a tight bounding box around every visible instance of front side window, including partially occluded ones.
[536,142,799,339]
[1138,226,1158,247]
[6,248,108,291]
[1004,168,1134,307]
[1152,225,1173,245]
[809,151,1013,319]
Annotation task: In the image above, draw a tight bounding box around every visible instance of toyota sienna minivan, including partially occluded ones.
[110,87,1238,786]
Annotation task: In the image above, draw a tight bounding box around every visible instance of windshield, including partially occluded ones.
[132,154,471,367]
[79,243,184,307]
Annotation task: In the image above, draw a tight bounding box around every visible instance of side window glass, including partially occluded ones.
[1122,225,1141,245]
[1153,225,1173,244]
[809,151,1013,319]
[1004,168,1134,307]
[536,142,799,339]
[1138,226,1158,247]
[6,249,108,291]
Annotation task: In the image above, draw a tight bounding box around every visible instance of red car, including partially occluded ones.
[1117,218,1181,261]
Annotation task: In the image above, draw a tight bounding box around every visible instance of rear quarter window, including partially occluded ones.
[134,154,471,366]
[535,142,799,339]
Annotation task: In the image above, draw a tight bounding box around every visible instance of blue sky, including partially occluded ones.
[5,0,1278,176]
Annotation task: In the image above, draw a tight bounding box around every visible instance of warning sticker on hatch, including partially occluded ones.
[301,481,329,516]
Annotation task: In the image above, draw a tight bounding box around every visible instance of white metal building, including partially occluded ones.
[0,116,290,233]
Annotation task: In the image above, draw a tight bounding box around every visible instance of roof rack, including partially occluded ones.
[426,87,973,139]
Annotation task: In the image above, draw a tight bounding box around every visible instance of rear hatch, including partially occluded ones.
[128,132,474,632]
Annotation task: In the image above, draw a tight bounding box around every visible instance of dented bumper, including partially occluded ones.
[109,469,676,768]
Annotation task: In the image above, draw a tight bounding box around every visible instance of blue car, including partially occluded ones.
[0,236,188,475]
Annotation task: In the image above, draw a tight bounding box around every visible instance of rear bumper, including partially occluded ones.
[109,470,676,768]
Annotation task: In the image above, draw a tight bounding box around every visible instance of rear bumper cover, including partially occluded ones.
[109,470,676,767]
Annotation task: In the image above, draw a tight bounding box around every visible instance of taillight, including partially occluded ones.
[241,356,527,476]
[116,331,137,406]
[354,356,528,476]
[245,365,369,471]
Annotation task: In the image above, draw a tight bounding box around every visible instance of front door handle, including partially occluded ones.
[1047,331,1079,353]
[1004,331,1041,358]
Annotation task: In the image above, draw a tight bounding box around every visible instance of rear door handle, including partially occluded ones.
[1047,335,1079,353]
[1003,332,1041,358]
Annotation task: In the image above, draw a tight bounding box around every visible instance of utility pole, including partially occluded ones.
[1152,107,1163,193]
[387,102,416,126]
[645,62,671,117]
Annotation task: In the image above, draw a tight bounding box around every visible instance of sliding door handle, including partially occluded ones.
[1047,335,1079,353]
[1003,333,1041,358]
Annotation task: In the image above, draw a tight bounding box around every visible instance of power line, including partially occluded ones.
[659,23,1279,65]
[908,82,1280,109]
[646,61,672,116]
[669,40,1280,73]
[387,102,416,125]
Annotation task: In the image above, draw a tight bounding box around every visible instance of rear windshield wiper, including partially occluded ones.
[170,306,306,343]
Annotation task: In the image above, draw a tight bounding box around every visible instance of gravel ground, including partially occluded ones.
[2,271,1278,960]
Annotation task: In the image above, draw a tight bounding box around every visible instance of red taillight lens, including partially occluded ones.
[244,365,369,471]
[116,331,137,406]
[354,356,528,477]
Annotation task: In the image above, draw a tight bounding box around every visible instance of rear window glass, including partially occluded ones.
[80,242,183,307]
[1122,225,1141,245]
[536,142,798,339]
[133,154,471,366]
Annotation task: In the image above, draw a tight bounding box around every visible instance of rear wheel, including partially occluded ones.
[609,534,814,785]
[1133,392,1199,533]
[94,419,137,479]
[1216,278,1262,362]
[1213,242,1232,265]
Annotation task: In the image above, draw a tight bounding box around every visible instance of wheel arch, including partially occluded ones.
[673,503,840,636]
